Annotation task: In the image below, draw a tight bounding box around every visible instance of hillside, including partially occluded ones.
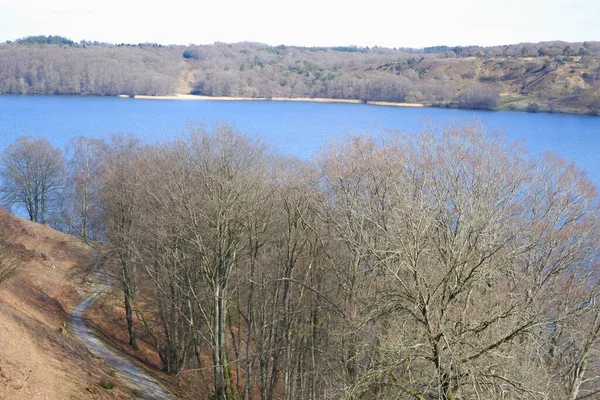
[0,37,598,114]
[0,209,136,399]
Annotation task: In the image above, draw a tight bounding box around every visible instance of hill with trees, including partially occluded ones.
[0,37,180,96]
[0,36,599,114]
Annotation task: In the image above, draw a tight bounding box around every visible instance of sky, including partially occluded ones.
[0,0,598,48]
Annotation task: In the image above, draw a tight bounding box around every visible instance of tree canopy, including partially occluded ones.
[3,122,600,399]
[14,35,74,46]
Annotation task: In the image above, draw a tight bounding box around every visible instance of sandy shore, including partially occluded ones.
[271,97,363,104]
[366,101,424,107]
[133,94,266,101]
[132,94,424,107]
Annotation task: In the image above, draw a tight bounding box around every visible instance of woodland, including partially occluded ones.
[1,123,600,399]
[0,36,599,114]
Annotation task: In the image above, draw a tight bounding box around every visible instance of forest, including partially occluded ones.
[1,122,600,399]
[1,36,599,114]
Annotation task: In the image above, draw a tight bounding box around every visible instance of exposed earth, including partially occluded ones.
[72,279,175,399]
[0,210,180,399]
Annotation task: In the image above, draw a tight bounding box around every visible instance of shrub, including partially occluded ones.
[527,102,540,113]
[588,100,600,115]
[456,84,500,109]
[99,380,116,389]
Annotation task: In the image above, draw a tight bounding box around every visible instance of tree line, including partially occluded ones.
[0,43,180,96]
[2,37,599,113]
[2,123,600,399]
[181,42,599,112]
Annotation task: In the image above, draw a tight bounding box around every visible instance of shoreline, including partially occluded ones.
[0,93,591,115]
[131,94,425,108]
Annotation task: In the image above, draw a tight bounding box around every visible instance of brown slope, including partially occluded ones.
[0,209,134,399]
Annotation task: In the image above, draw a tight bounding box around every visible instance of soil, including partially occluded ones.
[0,210,135,399]
[0,208,211,399]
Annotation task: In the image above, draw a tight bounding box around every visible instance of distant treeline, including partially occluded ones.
[0,41,180,95]
[12,35,75,46]
[423,42,597,57]
[1,36,599,113]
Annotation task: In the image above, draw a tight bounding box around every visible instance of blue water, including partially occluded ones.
[1,95,599,185]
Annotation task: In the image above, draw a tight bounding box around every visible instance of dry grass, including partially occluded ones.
[0,209,135,399]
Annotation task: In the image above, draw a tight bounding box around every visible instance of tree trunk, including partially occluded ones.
[124,285,138,350]
[213,282,235,399]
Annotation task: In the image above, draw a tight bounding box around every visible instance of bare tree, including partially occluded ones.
[235,157,326,400]
[67,137,107,241]
[316,135,392,394]
[132,141,200,375]
[317,124,600,400]
[120,123,274,398]
[456,84,500,109]
[54,137,107,240]
[182,122,272,400]
[99,133,143,351]
[0,137,64,224]
[91,121,600,400]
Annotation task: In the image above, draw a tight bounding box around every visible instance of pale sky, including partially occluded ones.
[0,0,598,48]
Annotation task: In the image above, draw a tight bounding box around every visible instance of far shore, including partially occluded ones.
[130,94,425,108]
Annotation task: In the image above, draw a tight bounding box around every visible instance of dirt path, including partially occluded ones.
[72,280,175,399]
[175,60,195,94]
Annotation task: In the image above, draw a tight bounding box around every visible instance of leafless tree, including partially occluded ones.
[316,123,600,400]
[56,137,107,240]
[180,123,273,399]
[0,137,64,223]
[99,133,144,351]
[92,121,600,400]
[130,140,201,375]
[457,84,500,109]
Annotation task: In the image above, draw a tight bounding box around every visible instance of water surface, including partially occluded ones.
[1,95,598,185]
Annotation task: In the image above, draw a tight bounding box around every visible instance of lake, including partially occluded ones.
[1,95,599,185]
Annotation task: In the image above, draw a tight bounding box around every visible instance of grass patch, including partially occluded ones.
[99,380,116,389]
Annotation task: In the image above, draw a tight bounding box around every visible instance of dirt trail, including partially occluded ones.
[72,278,175,400]
[175,60,195,94]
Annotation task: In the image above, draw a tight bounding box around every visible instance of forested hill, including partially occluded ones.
[0,41,181,96]
[1,36,599,114]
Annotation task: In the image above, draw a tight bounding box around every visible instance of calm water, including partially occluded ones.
[1,95,599,185]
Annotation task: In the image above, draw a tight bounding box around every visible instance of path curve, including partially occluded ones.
[72,281,175,399]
